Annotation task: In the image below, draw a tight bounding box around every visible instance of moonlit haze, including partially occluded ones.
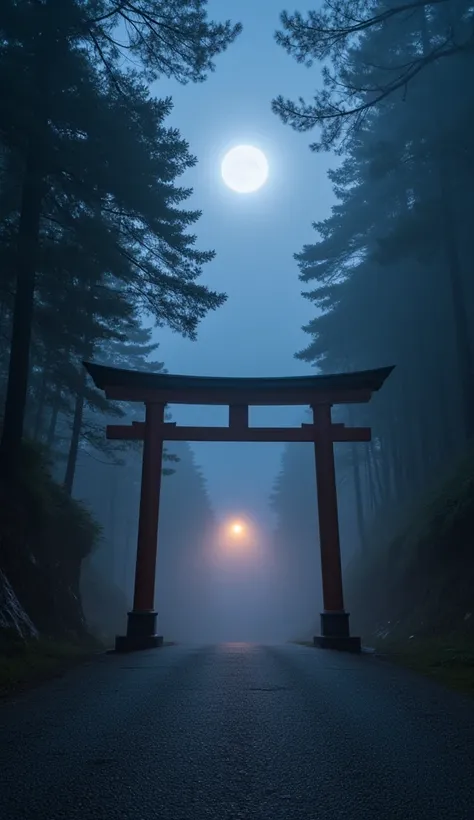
[144,1,332,644]
[4,4,473,815]
[76,1,335,645]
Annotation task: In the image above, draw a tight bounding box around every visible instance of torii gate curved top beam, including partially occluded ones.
[84,360,394,654]
[84,361,394,406]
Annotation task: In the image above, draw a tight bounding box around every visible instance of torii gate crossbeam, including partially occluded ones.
[84,362,394,653]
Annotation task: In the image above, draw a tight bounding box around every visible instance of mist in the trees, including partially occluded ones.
[268,0,474,638]
[1,0,473,647]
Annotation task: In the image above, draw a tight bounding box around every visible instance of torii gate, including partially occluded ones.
[84,362,394,653]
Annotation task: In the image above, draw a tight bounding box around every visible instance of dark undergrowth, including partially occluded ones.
[0,630,105,698]
[0,440,102,639]
[342,445,474,696]
[373,635,474,697]
[0,440,106,695]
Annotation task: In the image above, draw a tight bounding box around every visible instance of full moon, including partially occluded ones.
[221,145,269,193]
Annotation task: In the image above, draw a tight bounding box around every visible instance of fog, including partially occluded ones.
[1,0,472,648]
[154,1,332,642]
[71,1,334,644]
[74,0,474,644]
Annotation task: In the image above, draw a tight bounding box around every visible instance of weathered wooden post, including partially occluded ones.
[114,402,165,651]
[311,403,361,651]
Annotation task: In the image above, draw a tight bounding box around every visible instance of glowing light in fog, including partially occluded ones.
[210,516,263,566]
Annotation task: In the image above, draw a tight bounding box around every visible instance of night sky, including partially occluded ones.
[153,0,335,529]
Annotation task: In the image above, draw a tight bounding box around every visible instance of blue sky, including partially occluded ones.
[152,1,336,529]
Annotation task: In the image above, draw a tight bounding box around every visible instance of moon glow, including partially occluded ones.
[221,145,269,193]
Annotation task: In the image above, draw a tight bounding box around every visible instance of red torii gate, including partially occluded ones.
[84,362,394,653]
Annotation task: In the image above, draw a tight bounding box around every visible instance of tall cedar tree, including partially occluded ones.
[0,0,241,473]
[272,0,473,151]
[270,1,474,563]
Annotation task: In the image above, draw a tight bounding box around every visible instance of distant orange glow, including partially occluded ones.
[210,515,261,564]
[230,520,245,536]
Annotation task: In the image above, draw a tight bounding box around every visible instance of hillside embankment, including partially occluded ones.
[0,442,126,696]
[345,447,474,695]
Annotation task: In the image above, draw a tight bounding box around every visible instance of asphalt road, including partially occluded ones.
[1,643,473,819]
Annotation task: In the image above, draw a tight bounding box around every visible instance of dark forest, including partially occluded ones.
[0,5,473,817]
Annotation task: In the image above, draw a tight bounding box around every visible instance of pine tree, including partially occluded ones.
[82,0,242,85]
[270,0,474,558]
[272,0,473,151]
[0,0,241,472]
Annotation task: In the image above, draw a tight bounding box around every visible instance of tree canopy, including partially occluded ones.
[271,0,474,579]
[0,0,241,472]
[273,0,473,151]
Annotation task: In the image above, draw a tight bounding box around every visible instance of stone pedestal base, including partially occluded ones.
[313,635,361,652]
[114,610,163,653]
[313,610,361,653]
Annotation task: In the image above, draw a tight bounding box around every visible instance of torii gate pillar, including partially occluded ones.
[115,402,165,652]
[312,403,360,651]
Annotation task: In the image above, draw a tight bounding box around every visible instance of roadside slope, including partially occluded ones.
[345,447,474,694]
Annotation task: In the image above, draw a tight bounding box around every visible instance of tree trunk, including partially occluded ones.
[0,143,44,472]
[352,442,366,551]
[400,374,424,493]
[369,441,384,508]
[109,470,119,585]
[46,389,61,448]
[364,442,379,515]
[419,5,474,440]
[64,367,86,496]
[439,180,474,440]
[0,0,55,472]
[386,411,404,506]
[347,407,366,551]
[377,432,393,507]
[33,361,50,440]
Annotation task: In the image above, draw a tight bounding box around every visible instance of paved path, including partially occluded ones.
[1,643,473,819]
